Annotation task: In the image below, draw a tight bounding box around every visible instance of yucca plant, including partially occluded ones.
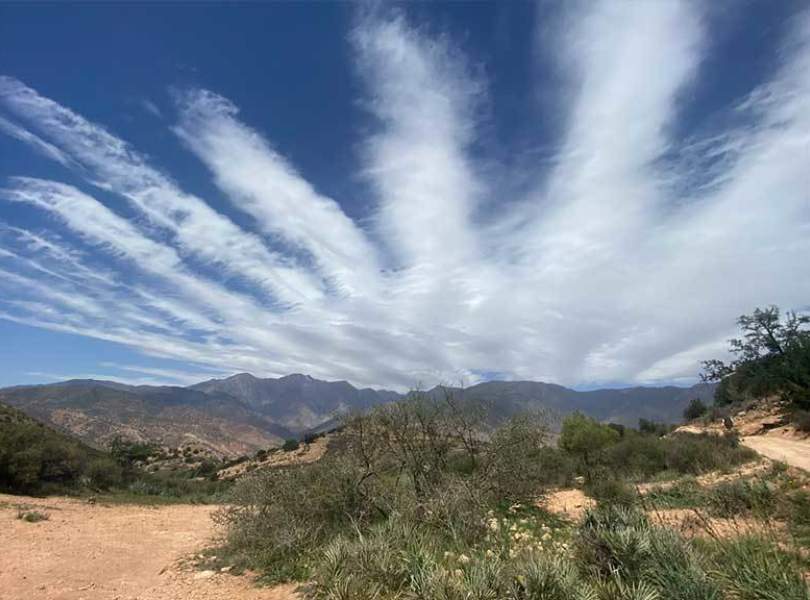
[577,506,653,581]
[645,528,721,600]
[509,555,597,600]
[594,576,660,600]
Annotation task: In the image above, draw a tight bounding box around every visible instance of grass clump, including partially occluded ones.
[644,478,706,510]
[16,508,49,522]
[706,479,776,518]
[707,535,810,600]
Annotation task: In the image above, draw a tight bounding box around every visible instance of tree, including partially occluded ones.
[702,306,810,408]
[559,412,619,478]
[683,398,707,421]
[282,438,300,452]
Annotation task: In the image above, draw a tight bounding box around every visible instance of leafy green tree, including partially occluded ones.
[683,398,708,421]
[282,438,300,452]
[702,306,810,408]
[638,418,671,437]
[559,412,619,477]
[109,436,157,466]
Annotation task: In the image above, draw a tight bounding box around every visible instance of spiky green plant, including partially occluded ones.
[710,535,809,600]
[509,555,597,600]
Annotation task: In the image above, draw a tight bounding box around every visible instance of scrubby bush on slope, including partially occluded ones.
[0,402,116,493]
[218,391,781,595]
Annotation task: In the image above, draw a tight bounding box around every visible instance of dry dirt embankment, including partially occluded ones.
[0,494,299,600]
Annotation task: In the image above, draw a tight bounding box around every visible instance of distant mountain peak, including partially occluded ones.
[1,374,715,456]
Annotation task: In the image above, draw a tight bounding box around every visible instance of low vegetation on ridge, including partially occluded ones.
[212,391,809,598]
[208,307,810,598]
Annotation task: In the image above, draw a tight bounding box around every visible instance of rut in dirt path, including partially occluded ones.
[0,494,299,600]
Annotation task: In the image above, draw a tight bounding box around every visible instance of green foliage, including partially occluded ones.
[638,419,672,437]
[303,432,323,444]
[16,509,49,522]
[216,391,807,598]
[118,469,230,504]
[682,398,707,422]
[702,306,810,408]
[786,490,810,547]
[586,430,755,481]
[481,413,561,502]
[706,479,776,518]
[110,436,159,466]
[644,478,706,510]
[0,406,106,493]
[218,393,558,581]
[282,438,301,452]
[559,412,620,476]
[585,478,638,508]
[85,457,124,489]
[793,410,810,433]
[708,535,810,600]
[0,400,229,501]
[661,433,755,475]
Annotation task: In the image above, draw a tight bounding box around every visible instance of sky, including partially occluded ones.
[0,1,808,391]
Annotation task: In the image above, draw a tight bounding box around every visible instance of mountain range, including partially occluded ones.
[0,373,715,457]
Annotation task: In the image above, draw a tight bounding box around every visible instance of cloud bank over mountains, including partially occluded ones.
[1,3,808,390]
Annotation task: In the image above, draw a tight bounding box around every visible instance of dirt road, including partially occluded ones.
[742,436,810,472]
[0,494,300,600]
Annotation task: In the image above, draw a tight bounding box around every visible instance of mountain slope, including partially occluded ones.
[0,380,290,456]
[0,375,715,456]
[191,373,401,431]
[0,400,109,493]
[433,381,715,427]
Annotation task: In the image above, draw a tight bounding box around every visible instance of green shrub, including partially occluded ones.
[303,432,322,444]
[586,478,638,508]
[576,506,654,580]
[645,478,706,510]
[0,418,99,493]
[638,419,672,437]
[663,433,755,475]
[109,437,158,466]
[603,434,667,479]
[793,410,810,433]
[85,457,123,489]
[509,555,597,600]
[709,535,810,600]
[481,414,560,503]
[784,490,810,547]
[216,453,382,580]
[683,399,708,422]
[559,412,620,477]
[707,479,775,518]
[577,430,754,482]
[16,509,49,522]
[282,439,300,452]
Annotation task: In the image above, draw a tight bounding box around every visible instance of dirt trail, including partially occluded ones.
[0,494,300,600]
[742,436,810,471]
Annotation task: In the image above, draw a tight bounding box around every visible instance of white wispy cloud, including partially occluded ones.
[0,2,808,390]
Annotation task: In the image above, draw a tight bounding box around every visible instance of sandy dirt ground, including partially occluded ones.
[542,488,595,520]
[741,436,810,472]
[0,494,300,600]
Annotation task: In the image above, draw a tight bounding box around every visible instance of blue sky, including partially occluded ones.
[0,1,808,390]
